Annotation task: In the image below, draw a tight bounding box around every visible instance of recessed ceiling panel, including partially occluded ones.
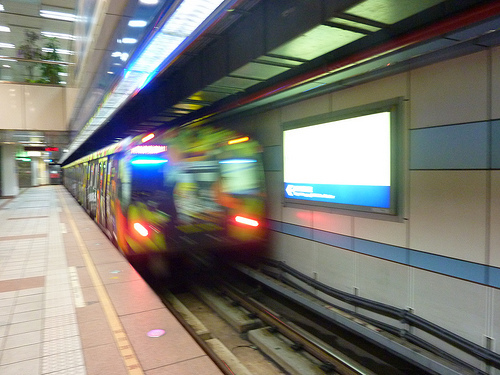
[256,55,304,67]
[172,103,204,111]
[211,75,260,90]
[345,0,444,25]
[269,24,364,61]
[231,61,289,80]
[188,90,231,103]
[327,17,381,33]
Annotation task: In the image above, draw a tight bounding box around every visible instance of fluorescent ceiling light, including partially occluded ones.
[2,64,10,68]
[0,43,14,48]
[42,47,74,55]
[129,20,147,27]
[0,26,10,32]
[111,51,121,57]
[122,38,137,44]
[41,31,75,40]
[139,0,159,5]
[40,10,77,22]
[0,5,4,12]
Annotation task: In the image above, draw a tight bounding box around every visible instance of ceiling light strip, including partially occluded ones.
[62,0,235,162]
[40,10,77,22]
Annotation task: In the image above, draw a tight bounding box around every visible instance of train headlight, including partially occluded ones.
[234,215,259,227]
[133,222,149,237]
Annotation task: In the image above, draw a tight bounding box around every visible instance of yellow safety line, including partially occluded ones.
[58,189,144,375]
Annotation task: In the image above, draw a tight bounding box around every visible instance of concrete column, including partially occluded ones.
[31,158,39,186]
[39,159,48,185]
[1,145,19,197]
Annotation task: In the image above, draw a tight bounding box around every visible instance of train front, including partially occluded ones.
[121,126,268,262]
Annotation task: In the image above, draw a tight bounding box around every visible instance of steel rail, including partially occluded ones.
[217,281,370,375]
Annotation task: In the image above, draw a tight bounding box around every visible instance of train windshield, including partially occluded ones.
[219,158,261,194]
[130,157,168,197]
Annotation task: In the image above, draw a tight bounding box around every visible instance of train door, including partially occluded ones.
[116,153,132,254]
[97,158,107,227]
[106,155,118,241]
[87,160,98,218]
[81,162,89,208]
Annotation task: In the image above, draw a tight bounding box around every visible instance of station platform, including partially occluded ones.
[0,185,223,375]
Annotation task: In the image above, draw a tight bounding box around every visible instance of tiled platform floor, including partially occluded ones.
[0,186,223,375]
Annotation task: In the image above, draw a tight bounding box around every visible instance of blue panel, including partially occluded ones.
[354,238,408,264]
[275,220,498,286]
[285,183,391,208]
[409,250,487,284]
[488,266,500,288]
[268,219,282,232]
[492,120,500,169]
[313,229,353,250]
[410,122,488,169]
[281,222,312,240]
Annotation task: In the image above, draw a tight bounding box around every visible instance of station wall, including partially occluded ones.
[0,83,77,131]
[215,45,500,368]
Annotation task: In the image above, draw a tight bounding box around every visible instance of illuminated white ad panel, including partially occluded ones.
[283,112,391,208]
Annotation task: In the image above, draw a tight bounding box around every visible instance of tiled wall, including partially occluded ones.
[216,46,500,366]
[0,83,76,131]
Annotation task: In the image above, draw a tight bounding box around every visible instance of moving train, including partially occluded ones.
[62,125,267,266]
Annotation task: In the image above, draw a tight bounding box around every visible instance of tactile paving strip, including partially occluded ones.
[41,349,85,373]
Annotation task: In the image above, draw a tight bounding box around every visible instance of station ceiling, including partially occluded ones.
[2,1,500,164]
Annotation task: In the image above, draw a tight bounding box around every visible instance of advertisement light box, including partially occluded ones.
[283,101,400,215]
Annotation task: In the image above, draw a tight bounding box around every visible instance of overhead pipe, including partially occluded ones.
[215,1,500,114]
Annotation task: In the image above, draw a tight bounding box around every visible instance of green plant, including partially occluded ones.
[39,38,64,84]
[17,30,41,80]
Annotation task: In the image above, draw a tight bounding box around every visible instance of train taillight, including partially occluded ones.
[234,215,259,227]
[133,222,149,237]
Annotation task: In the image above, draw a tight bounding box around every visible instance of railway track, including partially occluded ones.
[142,255,480,375]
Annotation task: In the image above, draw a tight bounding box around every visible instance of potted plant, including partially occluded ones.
[39,37,64,84]
[17,30,41,81]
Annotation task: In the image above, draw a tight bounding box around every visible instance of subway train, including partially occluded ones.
[62,125,268,267]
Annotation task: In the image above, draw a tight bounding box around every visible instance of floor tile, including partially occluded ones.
[10,309,42,324]
[83,343,128,375]
[4,330,41,349]
[0,343,41,365]
[7,319,42,336]
[0,358,40,375]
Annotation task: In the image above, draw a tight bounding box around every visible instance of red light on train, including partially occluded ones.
[235,215,259,227]
[133,222,149,237]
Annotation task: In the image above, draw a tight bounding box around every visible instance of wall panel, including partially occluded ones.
[409,170,487,263]
[491,46,500,120]
[490,171,500,268]
[0,84,24,129]
[312,211,352,237]
[281,93,329,123]
[330,73,408,112]
[353,217,407,248]
[410,51,488,128]
[24,86,65,131]
[315,243,356,294]
[413,269,487,346]
[356,256,409,308]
